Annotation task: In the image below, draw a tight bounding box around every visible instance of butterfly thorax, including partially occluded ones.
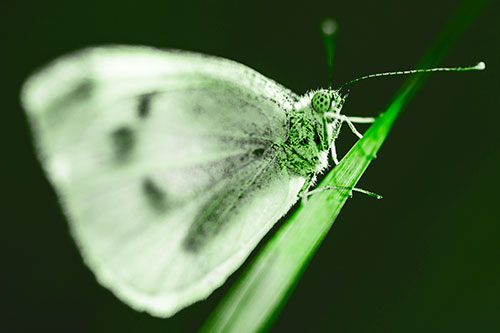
[276,107,329,178]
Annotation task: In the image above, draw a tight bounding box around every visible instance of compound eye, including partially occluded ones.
[311,91,332,112]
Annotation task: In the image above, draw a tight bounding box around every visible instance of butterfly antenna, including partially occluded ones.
[338,62,485,90]
[320,17,338,87]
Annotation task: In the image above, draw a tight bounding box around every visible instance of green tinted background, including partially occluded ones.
[3,0,499,332]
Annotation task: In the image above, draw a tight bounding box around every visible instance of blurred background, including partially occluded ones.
[3,0,499,331]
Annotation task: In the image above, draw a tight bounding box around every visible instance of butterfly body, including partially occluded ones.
[281,89,345,189]
[22,45,345,317]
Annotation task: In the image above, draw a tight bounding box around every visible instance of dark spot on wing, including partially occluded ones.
[69,79,93,101]
[51,79,94,110]
[142,177,168,212]
[252,148,265,157]
[111,126,134,161]
[137,93,155,119]
[192,104,203,115]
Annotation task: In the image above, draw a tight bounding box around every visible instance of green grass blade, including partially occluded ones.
[201,1,487,332]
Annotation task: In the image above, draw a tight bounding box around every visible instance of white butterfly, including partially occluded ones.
[22,45,480,317]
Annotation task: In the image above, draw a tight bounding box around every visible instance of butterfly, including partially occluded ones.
[21,45,483,317]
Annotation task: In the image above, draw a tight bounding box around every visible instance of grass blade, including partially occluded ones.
[201,0,487,331]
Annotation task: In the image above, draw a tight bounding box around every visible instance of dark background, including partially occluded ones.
[3,0,499,332]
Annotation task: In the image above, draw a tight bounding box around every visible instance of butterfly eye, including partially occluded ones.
[311,91,332,112]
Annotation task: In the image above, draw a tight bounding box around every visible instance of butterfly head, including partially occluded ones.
[310,89,345,114]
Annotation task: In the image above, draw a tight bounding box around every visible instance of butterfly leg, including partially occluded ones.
[298,172,317,204]
[331,143,340,165]
[325,112,363,139]
[302,185,383,204]
[340,115,363,139]
[338,115,378,159]
[347,116,375,123]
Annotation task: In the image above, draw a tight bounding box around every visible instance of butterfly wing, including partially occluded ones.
[22,46,306,317]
